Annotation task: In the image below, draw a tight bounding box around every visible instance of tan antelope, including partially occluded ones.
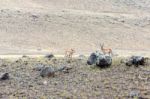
[100,43,113,56]
[65,48,75,60]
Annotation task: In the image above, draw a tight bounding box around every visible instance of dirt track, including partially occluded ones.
[0,57,150,98]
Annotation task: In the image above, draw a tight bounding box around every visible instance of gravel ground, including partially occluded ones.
[0,56,150,99]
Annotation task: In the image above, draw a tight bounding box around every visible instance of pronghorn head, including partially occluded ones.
[70,48,75,53]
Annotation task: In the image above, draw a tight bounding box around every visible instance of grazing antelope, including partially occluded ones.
[65,48,75,60]
[100,43,113,56]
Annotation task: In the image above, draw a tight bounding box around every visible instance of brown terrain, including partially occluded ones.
[0,0,150,56]
[0,0,150,99]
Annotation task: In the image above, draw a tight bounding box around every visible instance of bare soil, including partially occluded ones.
[0,0,150,55]
[0,57,150,99]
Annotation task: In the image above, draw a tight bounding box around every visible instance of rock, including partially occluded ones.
[87,52,98,65]
[52,58,57,64]
[45,54,54,59]
[78,55,86,60]
[62,66,72,73]
[87,51,112,68]
[132,56,145,66]
[125,59,133,66]
[40,65,67,78]
[31,14,39,19]
[40,67,55,77]
[125,56,148,66]
[129,90,140,98]
[33,64,45,71]
[0,73,9,81]
[56,66,66,72]
[96,55,112,68]
[22,55,29,58]
[43,80,48,85]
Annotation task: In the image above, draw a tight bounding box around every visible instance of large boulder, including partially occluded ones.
[87,53,98,65]
[96,55,112,68]
[87,51,112,68]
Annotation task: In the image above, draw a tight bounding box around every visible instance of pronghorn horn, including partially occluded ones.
[100,43,104,47]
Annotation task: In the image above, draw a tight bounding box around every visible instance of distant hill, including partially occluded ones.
[0,0,150,55]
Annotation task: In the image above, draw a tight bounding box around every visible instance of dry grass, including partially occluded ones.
[0,57,150,98]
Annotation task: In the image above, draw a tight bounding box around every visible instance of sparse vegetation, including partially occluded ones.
[0,57,150,98]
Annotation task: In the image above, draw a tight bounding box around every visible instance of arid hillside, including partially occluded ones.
[0,0,150,55]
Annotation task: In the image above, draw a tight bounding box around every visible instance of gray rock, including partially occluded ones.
[22,55,29,58]
[87,51,112,68]
[87,54,96,65]
[125,56,148,66]
[33,64,45,71]
[96,55,112,68]
[45,54,54,59]
[0,73,9,81]
[40,65,67,78]
[129,90,140,98]
[56,66,66,72]
[125,59,133,66]
[40,67,55,77]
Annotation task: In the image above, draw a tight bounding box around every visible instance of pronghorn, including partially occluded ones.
[100,43,113,56]
[65,48,75,60]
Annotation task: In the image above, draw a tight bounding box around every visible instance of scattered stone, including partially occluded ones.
[43,80,48,85]
[45,54,54,59]
[78,55,86,60]
[0,73,9,81]
[40,66,55,77]
[33,64,45,71]
[31,14,39,19]
[40,65,67,78]
[29,85,33,88]
[15,59,22,63]
[22,55,28,58]
[125,59,133,66]
[124,56,148,66]
[0,9,4,12]
[62,66,72,73]
[37,48,42,51]
[52,58,57,64]
[129,90,140,98]
[56,66,66,72]
[0,56,149,98]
